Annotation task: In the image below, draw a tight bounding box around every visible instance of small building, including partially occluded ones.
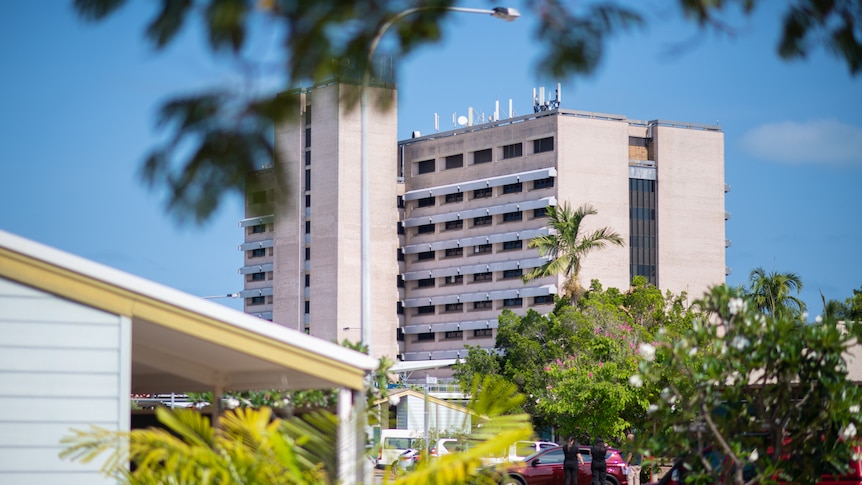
[0,230,377,484]
[377,388,472,436]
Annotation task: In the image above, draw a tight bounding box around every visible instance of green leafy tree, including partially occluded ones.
[635,284,862,485]
[61,406,333,484]
[455,281,695,441]
[534,281,693,440]
[453,345,501,387]
[62,375,533,485]
[523,203,624,302]
[824,285,862,321]
[746,267,806,318]
[847,286,862,320]
[72,0,862,222]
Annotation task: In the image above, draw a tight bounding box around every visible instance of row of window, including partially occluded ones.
[248,247,274,258]
[406,266,526,289]
[407,178,554,210]
[410,328,494,343]
[409,209,548,239]
[247,223,270,235]
[246,271,273,282]
[303,110,312,318]
[411,328,493,342]
[247,295,274,306]
[413,137,554,176]
[403,238,528,263]
[407,295,554,316]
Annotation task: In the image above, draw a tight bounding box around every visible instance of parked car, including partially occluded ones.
[431,439,556,463]
[396,448,421,471]
[498,445,627,485]
[430,438,468,458]
[377,429,419,469]
[648,443,862,485]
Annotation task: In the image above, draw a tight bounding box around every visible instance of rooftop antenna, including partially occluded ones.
[468,107,474,126]
[493,100,500,122]
[509,99,513,118]
[533,84,562,112]
[434,113,439,132]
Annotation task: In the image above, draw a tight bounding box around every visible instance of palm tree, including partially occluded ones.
[61,376,533,485]
[746,267,806,318]
[523,202,624,302]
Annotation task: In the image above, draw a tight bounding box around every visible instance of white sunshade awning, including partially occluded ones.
[238,263,274,274]
[238,239,274,251]
[402,197,556,228]
[403,168,557,201]
[238,215,274,227]
[401,227,551,255]
[239,287,273,298]
[389,359,459,373]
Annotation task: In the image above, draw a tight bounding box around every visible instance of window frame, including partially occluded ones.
[417,159,435,175]
[502,143,523,159]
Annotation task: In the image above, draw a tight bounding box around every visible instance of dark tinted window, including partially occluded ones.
[473,187,492,199]
[503,182,522,194]
[502,211,522,222]
[445,154,464,169]
[418,196,435,207]
[417,159,435,174]
[502,143,523,159]
[445,192,463,203]
[533,177,555,189]
[533,137,554,153]
[473,148,492,164]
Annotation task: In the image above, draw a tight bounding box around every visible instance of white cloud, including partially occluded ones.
[738,119,862,166]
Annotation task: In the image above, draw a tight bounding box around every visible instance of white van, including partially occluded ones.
[377,429,419,469]
[482,440,559,464]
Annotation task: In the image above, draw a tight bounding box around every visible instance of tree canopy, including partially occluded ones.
[636,284,862,485]
[746,266,806,319]
[73,0,862,222]
[455,277,696,441]
[62,375,533,485]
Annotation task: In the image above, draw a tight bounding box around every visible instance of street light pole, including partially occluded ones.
[359,5,519,354]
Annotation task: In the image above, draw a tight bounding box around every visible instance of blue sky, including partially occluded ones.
[1,2,859,316]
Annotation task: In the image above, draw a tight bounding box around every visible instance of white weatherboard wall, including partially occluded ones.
[0,277,130,484]
[396,394,471,434]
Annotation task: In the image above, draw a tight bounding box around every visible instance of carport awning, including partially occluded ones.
[0,230,378,394]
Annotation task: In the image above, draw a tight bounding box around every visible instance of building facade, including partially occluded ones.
[239,82,727,363]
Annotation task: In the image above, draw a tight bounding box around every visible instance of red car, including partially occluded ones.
[649,444,862,485]
[499,445,628,485]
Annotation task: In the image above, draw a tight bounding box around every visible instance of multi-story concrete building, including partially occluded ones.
[238,81,727,363]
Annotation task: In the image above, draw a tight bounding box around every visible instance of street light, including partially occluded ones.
[201,293,240,300]
[359,5,519,353]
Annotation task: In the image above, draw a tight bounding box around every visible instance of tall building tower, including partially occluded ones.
[240,82,726,366]
[239,80,401,359]
[396,92,725,361]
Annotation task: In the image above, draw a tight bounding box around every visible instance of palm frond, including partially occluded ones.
[389,375,533,485]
